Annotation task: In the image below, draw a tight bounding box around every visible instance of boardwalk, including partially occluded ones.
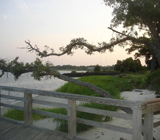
[0,86,160,140]
[0,120,69,140]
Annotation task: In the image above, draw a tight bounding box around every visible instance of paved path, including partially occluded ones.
[0,119,70,140]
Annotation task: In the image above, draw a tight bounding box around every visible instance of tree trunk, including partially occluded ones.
[151,52,155,73]
[51,69,133,114]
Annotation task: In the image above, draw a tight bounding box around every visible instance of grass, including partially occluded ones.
[3,74,147,132]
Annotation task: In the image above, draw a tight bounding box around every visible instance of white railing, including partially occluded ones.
[0,86,159,140]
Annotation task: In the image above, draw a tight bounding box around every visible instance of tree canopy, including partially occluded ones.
[114,57,143,73]
[94,65,101,72]
[104,0,160,64]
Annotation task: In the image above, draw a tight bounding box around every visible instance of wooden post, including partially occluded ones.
[132,108,143,140]
[68,99,76,139]
[143,113,154,140]
[0,90,1,116]
[24,93,33,126]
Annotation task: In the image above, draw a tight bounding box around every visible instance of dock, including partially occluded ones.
[0,119,69,140]
[0,86,160,140]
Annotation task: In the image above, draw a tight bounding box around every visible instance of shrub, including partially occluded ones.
[53,102,115,133]
[71,70,77,74]
[146,68,160,92]
[94,65,101,72]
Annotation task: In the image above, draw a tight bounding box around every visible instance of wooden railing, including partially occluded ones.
[0,85,160,140]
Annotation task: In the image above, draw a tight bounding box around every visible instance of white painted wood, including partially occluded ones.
[76,117,132,134]
[0,103,24,111]
[0,90,1,116]
[143,113,154,140]
[1,94,24,101]
[1,85,159,140]
[132,108,142,140]
[32,109,68,120]
[32,99,67,109]
[24,93,33,126]
[68,100,76,139]
[0,86,136,108]
[77,106,132,120]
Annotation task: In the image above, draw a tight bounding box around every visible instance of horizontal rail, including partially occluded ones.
[1,86,160,140]
[32,109,69,120]
[0,103,24,111]
[0,86,138,108]
[76,118,132,134]
[1,94,24,101]
[77,106,132,120]
[32,99,68,109]
[0,116,24,125]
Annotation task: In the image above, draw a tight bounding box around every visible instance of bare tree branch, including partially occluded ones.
[24,37,131,58]
[0,71,4,77]
[23,28,157,61]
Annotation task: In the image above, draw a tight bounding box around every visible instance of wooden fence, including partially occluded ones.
[0,85,160,140]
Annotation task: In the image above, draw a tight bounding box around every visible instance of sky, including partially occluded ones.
[0,0,145,66]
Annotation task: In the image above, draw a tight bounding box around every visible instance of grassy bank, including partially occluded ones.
[3,74,147,132]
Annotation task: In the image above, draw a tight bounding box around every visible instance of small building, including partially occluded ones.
[87,66,94,71]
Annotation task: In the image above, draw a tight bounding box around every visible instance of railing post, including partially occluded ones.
[143,113,154,140]
[132,106,143,140]
[24,92,33,126]
[0,90,1,116]
[68,99,76,139]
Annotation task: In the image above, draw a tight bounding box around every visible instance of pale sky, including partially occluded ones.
[0,0,145,66]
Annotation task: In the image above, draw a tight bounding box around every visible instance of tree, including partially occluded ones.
[104,0,160,65]
[126,43,160,72]
[94,65,101,72]
[114,57,142,73]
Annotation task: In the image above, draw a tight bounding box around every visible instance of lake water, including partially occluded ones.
[0,71,74,104]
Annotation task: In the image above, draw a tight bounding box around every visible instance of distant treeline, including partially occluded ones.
[55,65,114,71]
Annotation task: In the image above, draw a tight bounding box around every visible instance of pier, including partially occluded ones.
[0,86,160,140]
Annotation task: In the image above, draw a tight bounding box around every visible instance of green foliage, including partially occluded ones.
[94,64,101,72]
[104,0,160,68]
[71,70,77,74]
[3,109,24,121]
[105,0,160,29]
[3,74,147,133]
[31,58,53,80]
[55,74,146,132]
[3,108,49,121]
[54,103,114,133]
[114,57,143,73]
[146,68,160,91]
[0,57,53,80]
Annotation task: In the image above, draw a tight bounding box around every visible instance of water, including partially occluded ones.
[0,71,71,104]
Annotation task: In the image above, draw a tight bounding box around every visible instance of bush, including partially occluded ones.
[146,68,160,91]
[71,70,77,74]
[54,102,115,133]
[94,65,101,72]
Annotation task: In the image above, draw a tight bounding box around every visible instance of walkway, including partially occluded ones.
[0,119,69,140]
